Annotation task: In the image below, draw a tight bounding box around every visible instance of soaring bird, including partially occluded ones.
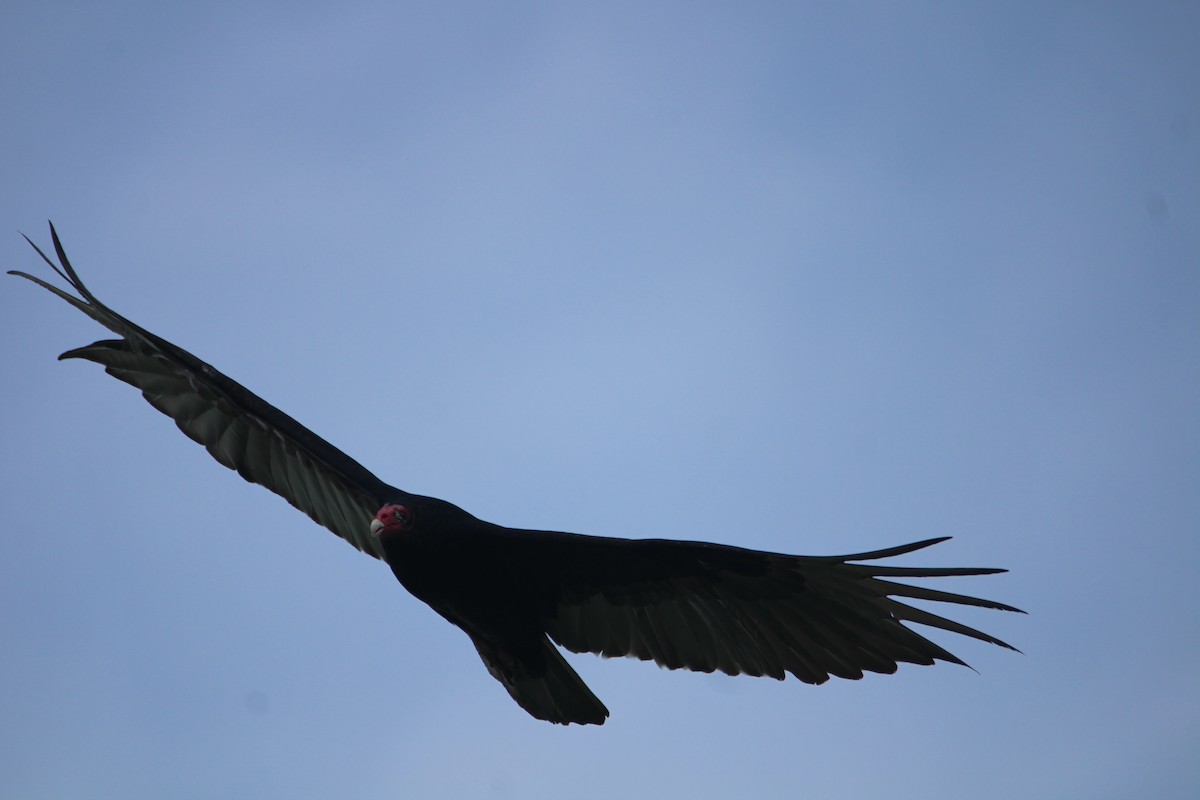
[11,224,1020,725]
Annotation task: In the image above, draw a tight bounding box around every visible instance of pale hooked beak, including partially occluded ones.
[371,504,414,538]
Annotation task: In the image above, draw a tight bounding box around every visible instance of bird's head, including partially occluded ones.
[370,495,478,543]
[370,503,414,539]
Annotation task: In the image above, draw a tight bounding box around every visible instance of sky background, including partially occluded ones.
[1,2,1197,798]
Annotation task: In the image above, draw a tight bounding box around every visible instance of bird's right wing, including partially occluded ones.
[10,224,395,558]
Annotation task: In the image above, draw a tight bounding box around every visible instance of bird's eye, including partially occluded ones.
[393,506,414,527]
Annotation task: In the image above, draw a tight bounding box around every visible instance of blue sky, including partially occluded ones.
[1,2,1196,798]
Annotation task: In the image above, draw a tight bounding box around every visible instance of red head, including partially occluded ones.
[370,504,414,539]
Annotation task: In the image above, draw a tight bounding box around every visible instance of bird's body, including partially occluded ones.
[11,225,1020,725]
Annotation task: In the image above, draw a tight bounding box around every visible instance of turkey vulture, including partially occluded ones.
[11,224,1020,725]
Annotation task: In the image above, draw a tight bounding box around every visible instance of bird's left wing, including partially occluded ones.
[512,530,1021,684]
[10,224,393,558]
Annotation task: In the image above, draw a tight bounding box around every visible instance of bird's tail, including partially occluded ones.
[470,633,609,725]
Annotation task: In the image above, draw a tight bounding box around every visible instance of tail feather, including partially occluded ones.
[471,634,609,725]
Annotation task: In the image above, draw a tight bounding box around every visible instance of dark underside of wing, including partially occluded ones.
[523,531,1021,684]
[11,224,396,557]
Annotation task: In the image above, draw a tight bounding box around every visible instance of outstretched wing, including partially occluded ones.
[10,223,395,558]
[529,532,1021,683]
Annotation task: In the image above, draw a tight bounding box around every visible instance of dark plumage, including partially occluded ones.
[11,224,1021,725]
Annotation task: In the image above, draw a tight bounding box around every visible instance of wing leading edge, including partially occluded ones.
[10,223,396,558]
